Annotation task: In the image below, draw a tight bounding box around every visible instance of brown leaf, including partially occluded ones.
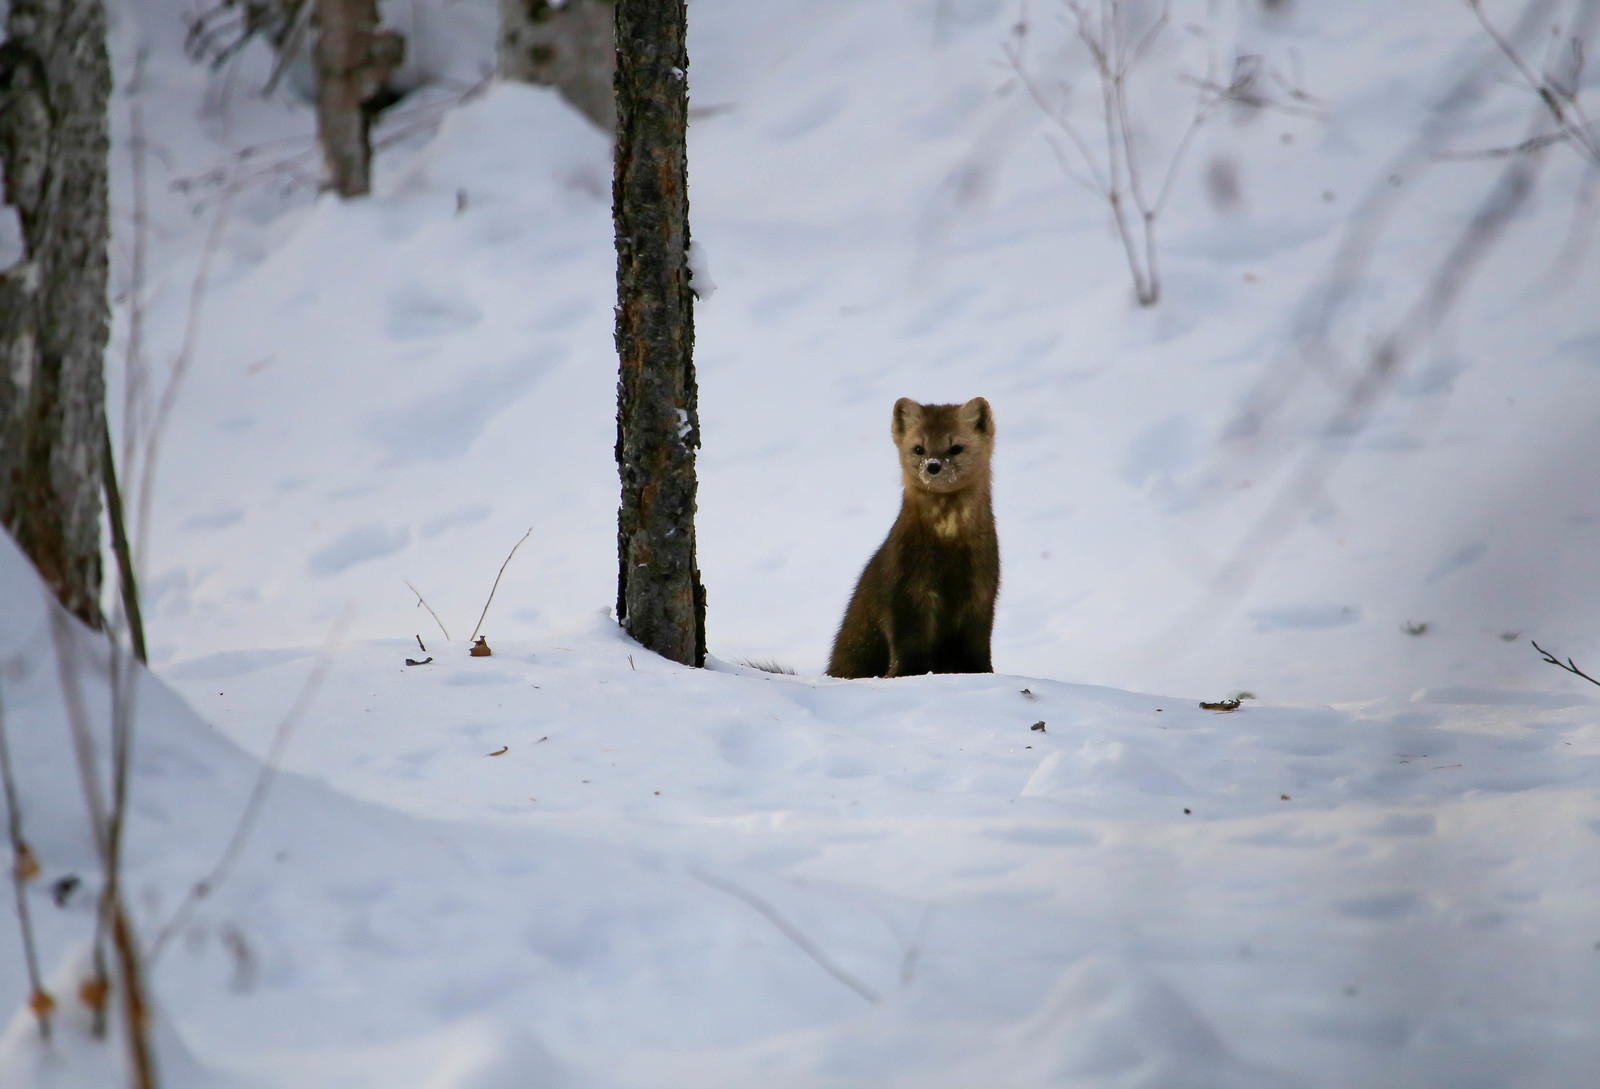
[15,842,40,882]
[29,989,55,1021]
[1200,699,1242,712]
[487,746,508,757]
[79,976,109,1012]
[470,636,492,657]
[1030,721,1046,732]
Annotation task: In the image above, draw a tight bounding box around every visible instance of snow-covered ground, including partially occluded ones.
[4,0,1600,1085]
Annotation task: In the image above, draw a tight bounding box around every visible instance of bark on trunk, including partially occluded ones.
[312,0,403,198]
[0,0,112,626]
[613,0,704,667]
[498,0,616,134]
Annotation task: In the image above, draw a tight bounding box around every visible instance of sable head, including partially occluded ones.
[891,397,994,494]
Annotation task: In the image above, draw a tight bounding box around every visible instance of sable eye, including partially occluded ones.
[912,445,925,456]
[948,445,963,456]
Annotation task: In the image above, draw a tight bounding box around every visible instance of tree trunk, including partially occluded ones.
[613,0,704,667]
[0,0,112,627]
[312,0,403,198]
[498,0,616,134]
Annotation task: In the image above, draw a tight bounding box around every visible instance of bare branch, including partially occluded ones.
[132,182,237,583]
[1531,639,1600,688]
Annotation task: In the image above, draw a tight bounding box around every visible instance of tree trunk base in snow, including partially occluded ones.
[613,0,704,668]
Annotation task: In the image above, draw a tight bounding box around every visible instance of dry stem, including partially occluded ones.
[147,608,351,965]
[468,528,532,646]
[0,679,52,1039]
[692,867,882,1005]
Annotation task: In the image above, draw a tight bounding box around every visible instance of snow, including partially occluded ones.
[4,0,1600,1085]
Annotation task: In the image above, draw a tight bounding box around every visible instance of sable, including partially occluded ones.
[828,397,999,678]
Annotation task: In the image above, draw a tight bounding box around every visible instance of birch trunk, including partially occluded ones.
[0,0,112,626]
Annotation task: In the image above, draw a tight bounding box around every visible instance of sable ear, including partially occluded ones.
[959,396,992,436]
[892,398,922,441]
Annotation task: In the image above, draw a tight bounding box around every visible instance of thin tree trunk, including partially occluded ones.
[312,0,403,198]
[0,0,113,626]
[613,0,705,667]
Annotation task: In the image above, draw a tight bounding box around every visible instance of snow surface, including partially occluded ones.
[4,0,1600,1085]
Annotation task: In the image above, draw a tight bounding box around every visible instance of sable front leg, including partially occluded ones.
[885,600,935,677]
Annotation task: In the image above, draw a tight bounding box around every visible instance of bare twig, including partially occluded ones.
[0,678,52,1040]
[404,580,451,641]
[1531,639,1600,688]
[262,0,314,97]
[1469,0,1600,164]
[132,181,237,583]
[147,608,352,965]
[691,868,882,1005]
[103,420,147,664]
[47,605,112,1037]
[468,528,532,647]
[1009,0,1275,306]
[1151,8,1565,660]
[48,605,160,1087]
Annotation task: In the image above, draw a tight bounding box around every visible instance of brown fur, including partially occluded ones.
[827,397,999,678]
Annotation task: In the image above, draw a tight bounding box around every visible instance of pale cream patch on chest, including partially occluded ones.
[931,505,968,539]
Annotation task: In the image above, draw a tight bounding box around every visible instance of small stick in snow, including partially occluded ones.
[468,528,533,647]
[405,581,451,642]
[691,867,882,1006]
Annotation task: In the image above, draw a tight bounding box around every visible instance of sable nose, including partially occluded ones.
[925,460,942,474]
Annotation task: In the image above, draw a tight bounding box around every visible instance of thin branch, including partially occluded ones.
[1469,0,1600,164]
[47,604,114,1037]
[1002,38,1110,195]
[123,50,151,502]
[404,580,451,641]
[468,528,533,647]
[0,679,52,1040]
[262,0,314,97]
[691,868,882,1006]
[1436,128,1573,159]
[147,608,353,965]
[50,607,110,863]
[133,182,237,583]
[1531,639,1600,688]
[109,899,159,1089]
[103,420,147,664]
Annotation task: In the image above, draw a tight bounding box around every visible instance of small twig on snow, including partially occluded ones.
[404,580,451,641]
[691,867,883,1006]
[468,528,533,647]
